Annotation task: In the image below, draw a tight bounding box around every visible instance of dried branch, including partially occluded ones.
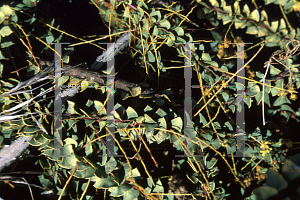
[0,135,33,172]
[89,32,133,71]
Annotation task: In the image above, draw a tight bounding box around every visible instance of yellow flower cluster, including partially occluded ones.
[260,141,272,157]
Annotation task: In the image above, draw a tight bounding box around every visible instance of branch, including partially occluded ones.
[0,135,33,172]
[89,32,133,71]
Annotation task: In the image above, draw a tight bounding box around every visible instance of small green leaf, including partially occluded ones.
[156,108,167,117]
[150,10,161,21]
[126,106,138,119]
[144,123,158,133]
[159,19,170,29]
[142,19,149,31]
[257,26,267,37]
[23,0,35,7]
[74,162,95,178]
[156,130,168,144]
[0,51,4,59]
[256,71,264,79]
[67,101,80,115]
[249,9,260,22]
[131,168,141,177]
[0,5,13,16]
[206,158,218,169]
[123,188,140,200]
[60,153,77,169]
[234,19,247,29]
[199,113,208,126]
[39,159,50,169]
[270,65,281,75]
[222,15,233,25]
[105,157,117,174]
[0,26,12,37]
[226,145,236,154]
[279,18,286,30]
[158,117,167,128]
[46,34,54,43]
[174,27,184,36]
[236,82,244,90]
[212,139,222,149]
[137,6,144,19]
[201,53,211,61]
[247,85,260,97]
[270,21,279,32]
[211,31,221,41]
[137,0,148,9]
[273,95,291,107]
[270,87,279,96]
[171,117,183,132]
[1,41,14,48]
[246,26,258,35]
[280,104,294,112]
[123,7,130,18]
[223,5,232,14]
[245,95,252,108]
[153,179,164,193]
[64,138,78,148]
[265,0,277,5]
[60,144,74,156]
[24,126,40,134]
[233,1,240,13]
[133,14,139,24]
[0,11,5,24]
[93,176,118,189]
[243,4,250,16]
[147,51,155,62]
[266,35,281,47]
[225,121,233,131]
[94,100,106,116]
[283,0,295,10]
[166,32,175,46]
[255,91,271,107]
[109,184,132,197]
[153,25,158,36]
[222,92,229,102]
[85,137,93,156]
[10,12,18,23]
[144,114,155,124]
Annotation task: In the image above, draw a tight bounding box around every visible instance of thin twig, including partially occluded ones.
[262,60,271,126]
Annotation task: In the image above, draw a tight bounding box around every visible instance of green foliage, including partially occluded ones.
[254,153,300,200]
[0,0,300,199]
